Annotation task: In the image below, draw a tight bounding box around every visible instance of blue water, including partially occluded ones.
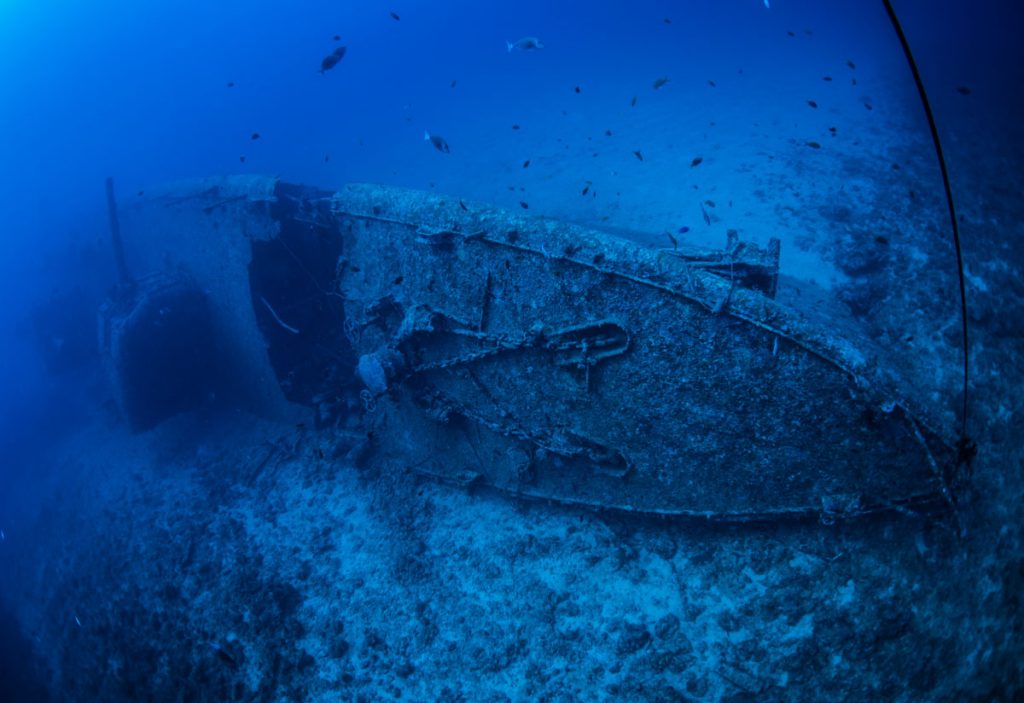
[1,1,1022,700]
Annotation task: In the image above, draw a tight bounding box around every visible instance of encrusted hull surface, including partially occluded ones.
[332,183,960,520]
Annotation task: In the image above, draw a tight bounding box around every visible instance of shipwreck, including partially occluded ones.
[97,175,966,522]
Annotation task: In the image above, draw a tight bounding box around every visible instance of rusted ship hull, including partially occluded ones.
[112,176,961,521]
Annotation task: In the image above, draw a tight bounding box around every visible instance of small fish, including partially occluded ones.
[390,11,400,21]
[581,185,590,195]
[664,18,672,24]
[652,76,670,90]
[459,199,468,211]
[574,85,581,93]
[507,37,544,52]
[807,100,818,108]
[320,46,347,73]
[522,159,530,168]
[787,31,796,37]
[239,156,246,162]
[690,156,703,168]
[604,130,612,136]
[847,60,856,70]
[324,153,330,162]
[700,202,711,226]
[633,150,644,161]
[823,76,832,81]
[333,35,341,41]
[512,124,521,130]
[226,81,235,88]
[708,80,716,87]
[678,225,690,234]
[666,231,678,249]
[864,102,873,111]
[250,132,260,140]
[520,201,529,209]
[806,141,821,149]
[424,131,450,153]
[631,96,638,107]
[450,79,457,88]
[955,85,971,96]
[704,199,716,208]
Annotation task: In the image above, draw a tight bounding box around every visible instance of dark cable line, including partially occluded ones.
[880,0,971,453]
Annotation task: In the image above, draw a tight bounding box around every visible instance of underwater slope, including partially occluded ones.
[0,404,1015,703]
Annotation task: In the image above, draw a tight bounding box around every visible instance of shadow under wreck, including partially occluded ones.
[101,175,966,523]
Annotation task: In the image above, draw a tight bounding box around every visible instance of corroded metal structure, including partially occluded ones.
[108,176,963,521]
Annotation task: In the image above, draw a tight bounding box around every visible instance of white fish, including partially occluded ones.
[764,0,770,7]
[507,37,544,52]
[74,615,82,628]
[0,528,5,540]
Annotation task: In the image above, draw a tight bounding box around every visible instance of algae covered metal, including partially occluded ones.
[106,176,964,522]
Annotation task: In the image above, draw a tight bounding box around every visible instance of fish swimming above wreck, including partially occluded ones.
[319,46,347,74]
[424,131,451,153]
[100,175,966,523]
